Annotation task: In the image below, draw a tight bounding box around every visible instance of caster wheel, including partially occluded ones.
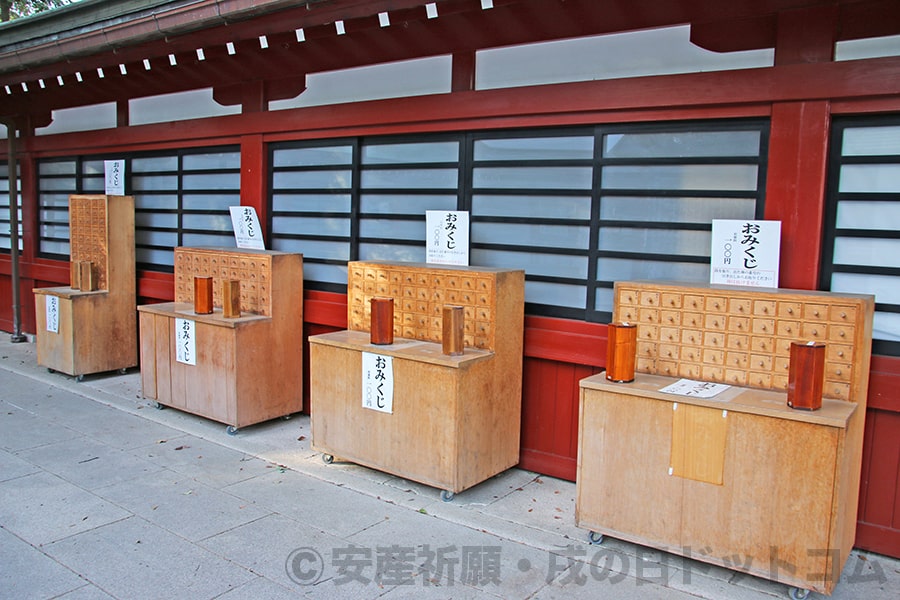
[75,374,84,382]
[588,531,604,545]
[226,425,239,436]
[119,368,128,375]
[47,368,55,374]
[322,454,334,465]
[440,490,455,502]
[153,402,166,410]
[788,588,810,600]
[282,414,292,421]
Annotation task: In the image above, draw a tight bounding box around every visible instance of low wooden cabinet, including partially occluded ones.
[138,247,303,433]
[309,261,524,499]
[33,195,137,378]
[576,282,874,596]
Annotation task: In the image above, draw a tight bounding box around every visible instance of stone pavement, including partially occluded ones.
[1,336,897,599]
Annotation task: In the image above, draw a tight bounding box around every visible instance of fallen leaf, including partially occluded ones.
[174,445,189,451]
[297,435,306,441]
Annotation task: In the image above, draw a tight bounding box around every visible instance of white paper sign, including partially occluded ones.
[660,379,730,399]
[45,295,59,333]
[362,352,393,413]
[710,220,781,288]
[175,318,196,365]
[104,160,125,195]
[426,210,469,266]
[229,206,266,249]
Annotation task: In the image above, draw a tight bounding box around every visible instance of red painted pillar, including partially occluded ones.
[764,100,830,290]
[240,134,268,241]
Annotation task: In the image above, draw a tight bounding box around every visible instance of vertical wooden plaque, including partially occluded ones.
[370,297,394,345]
[222,279,241,318]
[194,276,214,315]
[606,322,637,383]
[442,305,465,356]
[70,261,81,290]
[787,341,825,411]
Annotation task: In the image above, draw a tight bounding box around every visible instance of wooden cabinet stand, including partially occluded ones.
[138,247,303,433]
[309,261,524,499]
[576,282,875,596]
[33,195,137,378]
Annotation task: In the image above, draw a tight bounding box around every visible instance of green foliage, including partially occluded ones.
[1,0,78,22]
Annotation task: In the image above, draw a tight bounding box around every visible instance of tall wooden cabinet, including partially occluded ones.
[309,261,525,500]
[138,247,303,433]
[33,195,137,379]
[576,282,875,596]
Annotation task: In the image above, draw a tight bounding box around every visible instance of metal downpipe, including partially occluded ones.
[5,120,26,343]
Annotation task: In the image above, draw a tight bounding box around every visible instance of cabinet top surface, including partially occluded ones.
[616,280,875,302]
[351,260,523,275]
[310,329,493,368]
[581,372,855,428]
[137,302,270,327]
[34,286,108,299]
[177,246,300,258]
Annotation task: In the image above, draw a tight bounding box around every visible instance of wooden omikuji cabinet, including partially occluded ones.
[33,195,137,379]
[138,247,303,434]
[309,261,524,500]
[576,282,875,596]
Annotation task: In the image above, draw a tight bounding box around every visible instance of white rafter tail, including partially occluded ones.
[378,12,390,27]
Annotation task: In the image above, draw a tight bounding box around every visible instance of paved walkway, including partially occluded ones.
[1,336,897,599]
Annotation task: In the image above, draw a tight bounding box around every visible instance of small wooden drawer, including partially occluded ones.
[775,356,791,374]
[683,295,704,311]
[704,314,726,330]
[727,316,750,333]
[827,344,853,362]
[749,371,773,388]
[618,288,639,305]
[776,320,800,337]
[804,303,829,320]
[751,336,772,353]
[661,310,681,326]
[752,318,775,335]
[681,346,702,362]
[659,344,679,360]
[639,308,659,324]
[826,362,852,382]
[830,305,857,323]
[637,357,657,372]
[702,348,724,365]
[682,312,703,328]
[657,360,677,377]
[828,325,854,343]
[640,291,660,307]
[661,293,682,309]
[728,298,752,315]
[753,299,776,316]
[726,334,749,350]
[703,332,724,348]
[638,324,659,341]
[660,327,680,343]
[679,362,702,379]
[705,295,728,312]
[800,322,826,340]
[725,369,748,385]
[824,381,851,400]
[777,301,802,318]
[681,329,702,346]
[702,365,725,381]
[751,354,773,370]
[637,341,657,358]
[619,306,639,321]
[726,351,749,368]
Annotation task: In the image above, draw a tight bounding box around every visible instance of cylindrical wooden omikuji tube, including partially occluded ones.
[787,341,826,411]
[222,279,241,318]
[79,261,96,291]
[194,276,214,315]
[442,305,465,356]
[370,297,394,345]
[606,322,637,383]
